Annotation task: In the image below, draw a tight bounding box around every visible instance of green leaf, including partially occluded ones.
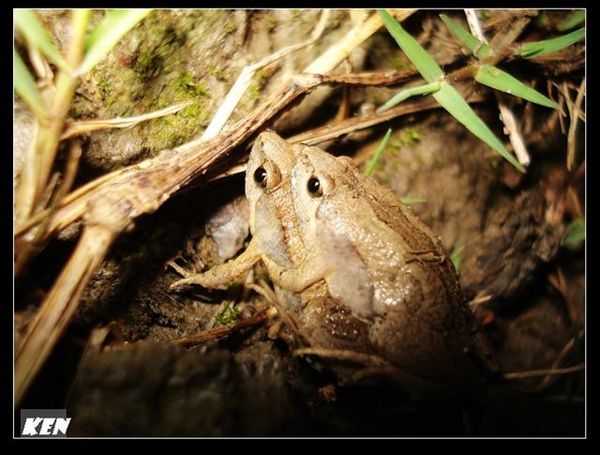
[557,10,585,32]
[14,9,67,71]
[378,9,443,83]
[475,64,558,109]
[79,9,151,74]
[378,81,441,112]
[365,128,392,176]
[14,51,47,118]
[400,196,427,206]
[440,14,492,59]
[563,217,585,246]
[432,82,524,172]
[516,28,585,58]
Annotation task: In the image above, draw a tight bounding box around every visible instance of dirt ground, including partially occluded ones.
[14,9,584,437]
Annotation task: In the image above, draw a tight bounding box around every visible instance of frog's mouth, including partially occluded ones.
[253,194,293,268]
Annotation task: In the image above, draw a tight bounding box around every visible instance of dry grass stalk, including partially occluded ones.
[566,78,586,171]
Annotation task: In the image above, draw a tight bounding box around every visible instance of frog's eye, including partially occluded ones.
[253,162,281,190]
[254,166,268,188]
[307,176,322,197]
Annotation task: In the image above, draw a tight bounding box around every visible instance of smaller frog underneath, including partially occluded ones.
[172,132,497,394]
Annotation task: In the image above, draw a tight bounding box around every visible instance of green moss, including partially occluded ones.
[399,127,421,147]
[389,127,421,149]
[148,99,209,148]
[430,154,443,169]
[390,56,409,70]
[176,73,210,97]
[224,19,236,35]
[129,14,190,83]
[303,355,327,372]
[208,65,228,82]
[255,68,267,85]
[248,82,261,101]
[81,10,236,156]
[266,13,279,31]
[97,78,113,97]
[245,69,272,103]
[535,11,551,28]
[134,51,163,81]
[214,304,240,327]
[87,63,143,117]
[479,10,492,21]
[68,104,84,118]
[488,154,502,169]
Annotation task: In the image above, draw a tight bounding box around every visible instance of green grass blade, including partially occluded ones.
[400,196,427,205]
[432,82,524,172]
[516,28,585,58]
[79,9,151,74]
[379,9,443,83]
[378,81,440,112]
[14,9,67,71]
[563,217,585,246]
[365,128,392,176]
[475,64,558,109]
[440,14,492,59]
[14,51,47,118]
[557,10,585,32]
[450,242,464,271]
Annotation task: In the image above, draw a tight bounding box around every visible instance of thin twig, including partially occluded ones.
[503,364,584,380]
[169,309,270,347]
[566,78,585,171]
[468,292,493,308]
[294,347,392,367]
[61,101,194,140]
[532,333,583,392]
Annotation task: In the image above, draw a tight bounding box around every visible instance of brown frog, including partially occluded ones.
[172,132,496,393]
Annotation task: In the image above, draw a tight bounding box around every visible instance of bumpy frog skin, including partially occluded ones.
[172,132,496,393]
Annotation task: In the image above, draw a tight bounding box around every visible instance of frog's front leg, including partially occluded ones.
[170,240,262,290]
[262,254,330,293]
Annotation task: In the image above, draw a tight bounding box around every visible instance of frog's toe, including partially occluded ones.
[170,273,233,291]
[169,275,205,290]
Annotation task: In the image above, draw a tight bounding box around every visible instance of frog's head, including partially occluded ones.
[243,132,297,267]
[245,132,296,226]
[290,144,357,232]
